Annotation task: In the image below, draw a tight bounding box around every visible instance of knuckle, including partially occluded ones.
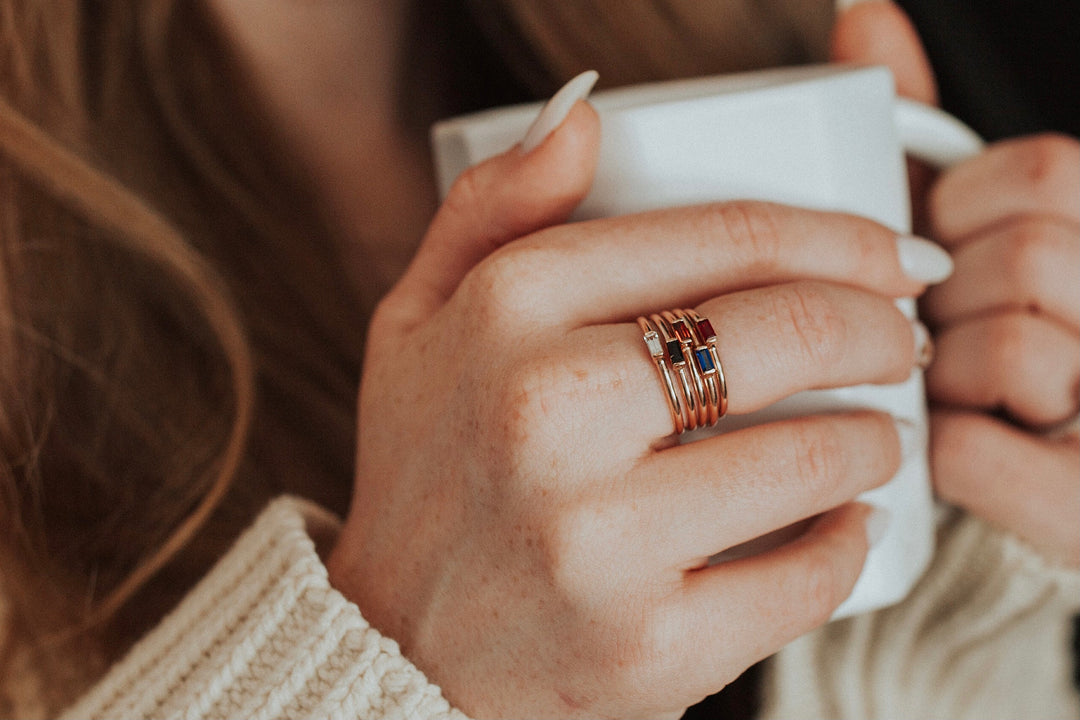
[537,500,612,598]
[791,421,845,499]
[594,604,671,701]
[712,201,784,272]
[1017,133,1080,201]
[460,245,548,326]
[1002,221,1059,303]
[985,313,1034,382]
[775,283,848,369]
[799,547,847,626]
[442,164,488,224]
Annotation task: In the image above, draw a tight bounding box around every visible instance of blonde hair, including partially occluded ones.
[0,0,363,713]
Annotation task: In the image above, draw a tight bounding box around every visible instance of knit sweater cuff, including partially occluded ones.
[759,509,1080,720]
[62,497,468,720]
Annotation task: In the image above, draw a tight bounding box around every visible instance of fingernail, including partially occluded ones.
[520,70,599,153]
[896,235,954,284]
[912,321,934,369]
[865,505,891,548]
[893,417,922,465]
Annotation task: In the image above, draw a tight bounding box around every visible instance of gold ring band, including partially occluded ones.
[639,308,728,435]
[637,316,684,434]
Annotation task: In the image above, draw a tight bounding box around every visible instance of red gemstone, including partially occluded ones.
[673,318,693,342]
[695,317,716,341]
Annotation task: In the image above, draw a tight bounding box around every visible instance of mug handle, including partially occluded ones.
[895,98,985,168]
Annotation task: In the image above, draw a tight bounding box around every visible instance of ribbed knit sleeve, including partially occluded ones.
[759,508,1080,720]
[61,497,468,720]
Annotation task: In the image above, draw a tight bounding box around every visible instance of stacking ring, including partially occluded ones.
[651,313,700,431]
[638,309,728,435]
[637,317,685,434]
[680,308,728,420]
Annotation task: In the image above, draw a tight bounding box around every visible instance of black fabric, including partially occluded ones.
[681,662,763,720]
[896,0,1080,141]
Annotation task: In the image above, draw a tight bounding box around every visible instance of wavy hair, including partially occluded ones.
[0,1,364,713]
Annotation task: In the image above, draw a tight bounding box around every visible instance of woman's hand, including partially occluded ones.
[327,96,939,718]
[920,133,1080,567]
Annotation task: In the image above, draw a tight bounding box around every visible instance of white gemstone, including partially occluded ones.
[644,331,663,357]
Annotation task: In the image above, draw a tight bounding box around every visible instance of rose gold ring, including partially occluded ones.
[661,310,709,429]
[640,309,728,435]
[682,308,728,422]
[651,313,699,432]
[637,316,684,435]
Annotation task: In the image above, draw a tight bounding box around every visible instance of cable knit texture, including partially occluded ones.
[60,497,467,720]
[759,507,1080,720]
[57,498,1078,719]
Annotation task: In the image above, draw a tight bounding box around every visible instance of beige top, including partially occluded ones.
[61,497,1079,720]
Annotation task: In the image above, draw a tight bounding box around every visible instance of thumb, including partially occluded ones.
[830,1,937,106]
[392,71,601,322]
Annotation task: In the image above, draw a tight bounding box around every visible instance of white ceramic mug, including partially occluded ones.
[431,64,984,619]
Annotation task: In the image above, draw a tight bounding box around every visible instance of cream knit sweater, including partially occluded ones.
[62,497,1079,720]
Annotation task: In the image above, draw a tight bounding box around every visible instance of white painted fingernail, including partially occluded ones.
[520,70,599,153]
[912,321,934,369]
[865,505,891,548]
[893,417,922,465]
[897,235,954,284]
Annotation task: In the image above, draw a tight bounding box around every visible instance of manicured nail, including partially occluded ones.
[893,417,922,465]
[865,505,891,548]
[897,235,954,284]
[912,321,934,369]
[520,70,599,153]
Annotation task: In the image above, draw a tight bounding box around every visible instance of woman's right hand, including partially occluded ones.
[327,96,947,719]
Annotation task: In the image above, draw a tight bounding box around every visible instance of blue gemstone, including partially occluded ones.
[695,347,715,372]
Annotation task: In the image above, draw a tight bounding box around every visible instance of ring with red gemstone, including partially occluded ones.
[652,312,700,432]
[661,310,710,429]
[681,308,727,422]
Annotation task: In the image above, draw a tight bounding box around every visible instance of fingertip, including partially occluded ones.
[897,234,954,285]
[515,100,602,217]
[800,503,874,585]
[830,0,938,106]
[520,69,599,153]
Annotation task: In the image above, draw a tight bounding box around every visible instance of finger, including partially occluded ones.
[830,0,937,105]
[931,410,1079,567]
[927,311,1080,427]
[566,282,918,445]
[390,89,600,324]
[921,216,1080,331]
[671,503,873,697]
[626,412,901,566]
[930,134,1080,242]
[485,202,949,329]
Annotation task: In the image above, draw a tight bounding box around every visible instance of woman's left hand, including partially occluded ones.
[920,133,1080,567]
